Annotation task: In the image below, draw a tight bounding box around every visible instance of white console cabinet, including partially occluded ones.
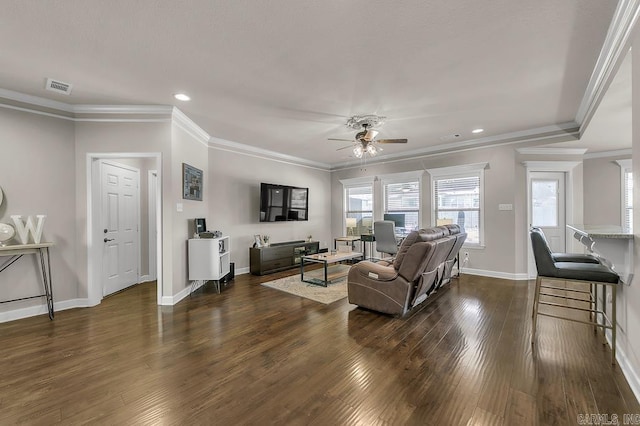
[188,236,231,293]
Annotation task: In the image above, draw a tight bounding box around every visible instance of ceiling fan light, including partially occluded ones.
[366,144,377,156]
[353,144,364,158]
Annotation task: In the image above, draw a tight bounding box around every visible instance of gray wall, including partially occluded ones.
[170,124,209,294]
[208,148,332,273]
[583,156,627,225]
[74,120,172,300]
[0,108,79,315]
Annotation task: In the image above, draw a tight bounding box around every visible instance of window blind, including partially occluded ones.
[434,174,481,244]
[384,181,419,229]
[624,170,633,231]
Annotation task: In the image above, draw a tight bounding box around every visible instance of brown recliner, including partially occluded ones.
[437,224,467,289]
[347,227,456,316]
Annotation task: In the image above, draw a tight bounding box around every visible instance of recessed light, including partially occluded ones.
[472,128,484,134]
[174,93,191,101]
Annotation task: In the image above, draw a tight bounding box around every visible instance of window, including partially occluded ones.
[624,170,633,231]
[531,179,558,227]
[383,180,420,231]
[344,184,373,236]
[617,159,632,231]
[428,163,487,246]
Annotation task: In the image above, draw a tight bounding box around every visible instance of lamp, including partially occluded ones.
[346,218,357,236]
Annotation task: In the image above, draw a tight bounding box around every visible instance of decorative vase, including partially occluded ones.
[0,223,15,246]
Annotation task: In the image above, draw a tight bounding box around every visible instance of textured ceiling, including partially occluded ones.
[0,0,620,165]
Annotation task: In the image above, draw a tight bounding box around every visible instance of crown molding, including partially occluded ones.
[584,148,633,159]
[171,107,211,146]
[0,87,75,112]
[74,104,173,115]
[575,0,640,130]
[330,122,580,170]
[208,136,332,171]
[516,147,587,156]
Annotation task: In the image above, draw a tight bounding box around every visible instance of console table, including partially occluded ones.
[0,242,54,320]
[250,240,319,275]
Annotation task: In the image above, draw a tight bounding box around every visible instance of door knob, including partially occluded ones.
[104,238,115,243]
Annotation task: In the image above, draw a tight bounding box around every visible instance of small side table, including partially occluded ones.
[0,242,55,320]
[334,236,361,251]
[360,234,376,260]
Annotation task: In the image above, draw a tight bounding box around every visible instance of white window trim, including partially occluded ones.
[341,178,375,236]
[427,162,488,247]
[616,159,632,230]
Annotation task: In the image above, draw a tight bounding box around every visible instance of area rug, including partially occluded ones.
[260,264,350,304]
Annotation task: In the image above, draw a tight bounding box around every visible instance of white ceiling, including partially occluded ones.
[0,1,624,166]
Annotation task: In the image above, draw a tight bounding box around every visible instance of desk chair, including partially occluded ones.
[373,220,398,258]
[530,227,619,364]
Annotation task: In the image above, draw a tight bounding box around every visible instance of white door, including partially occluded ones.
[102,161,139,296]
[530,172,566,252]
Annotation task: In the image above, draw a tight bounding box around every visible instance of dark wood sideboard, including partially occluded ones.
[250,240,319,275]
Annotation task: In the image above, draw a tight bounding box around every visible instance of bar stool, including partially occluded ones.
[529,227,619,364]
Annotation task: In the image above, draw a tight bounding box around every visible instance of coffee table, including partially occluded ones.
[300,251,364,287]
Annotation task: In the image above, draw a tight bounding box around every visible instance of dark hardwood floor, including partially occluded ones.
[0,271,638,425]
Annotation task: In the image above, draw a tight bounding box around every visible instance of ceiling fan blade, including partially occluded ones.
[377,138,408,144]
[336,145,353,151]
[328,138,354,142]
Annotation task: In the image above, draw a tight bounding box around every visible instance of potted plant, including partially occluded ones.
[262,235,270,246]
[307,234,312,242]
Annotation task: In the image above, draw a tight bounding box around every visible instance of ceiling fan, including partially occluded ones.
[328,115,408,158]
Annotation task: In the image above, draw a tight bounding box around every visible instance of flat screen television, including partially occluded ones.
[260,183,308,222]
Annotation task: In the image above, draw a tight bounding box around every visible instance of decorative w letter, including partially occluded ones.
[10,215,46,244]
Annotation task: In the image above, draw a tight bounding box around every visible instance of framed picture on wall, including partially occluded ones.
[183,163,203,201]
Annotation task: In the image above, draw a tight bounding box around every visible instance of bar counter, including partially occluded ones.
[567,224,633,285]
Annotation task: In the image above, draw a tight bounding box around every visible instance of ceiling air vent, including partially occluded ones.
[45,78,73,95]
[439,133,462,142]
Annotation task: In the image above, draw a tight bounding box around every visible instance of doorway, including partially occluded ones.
[87,153,162,306]
[525,161,579,278]
[530,171,566,252]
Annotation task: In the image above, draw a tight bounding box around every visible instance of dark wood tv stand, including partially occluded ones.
[250,240,320,275]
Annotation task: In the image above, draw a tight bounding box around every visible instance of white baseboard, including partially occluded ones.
[615,344,640,405]
[0,298,93,323]
[603,330,640,404]
[457,267,530,281]
[139,275,151,283]
[236,266,250,275]
[161,281,208,306]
